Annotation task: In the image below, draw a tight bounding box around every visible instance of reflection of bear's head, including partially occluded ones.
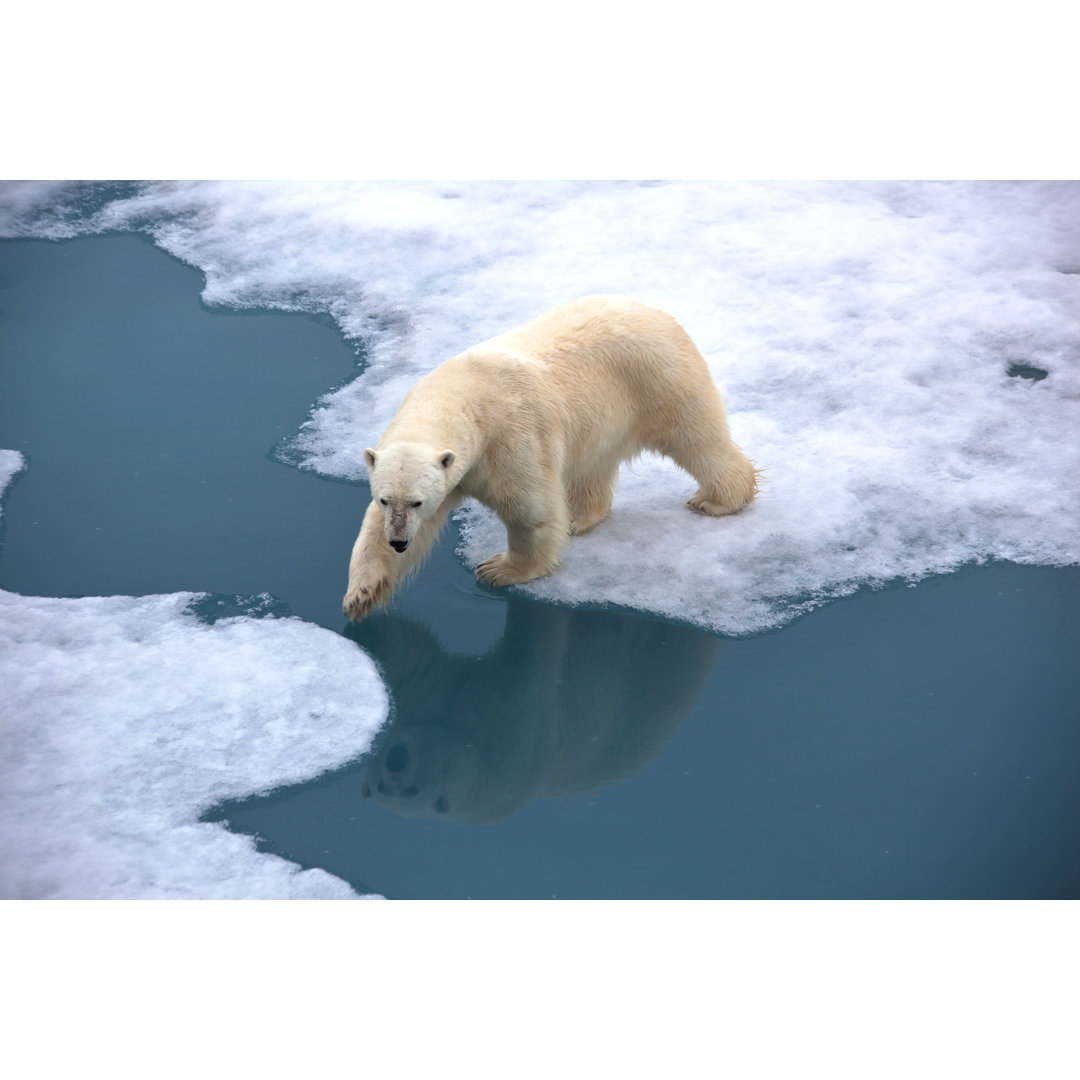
[347,598,720,825]
[360,726,483,820]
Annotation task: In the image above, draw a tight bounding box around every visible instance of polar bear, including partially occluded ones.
[343,295,757,620]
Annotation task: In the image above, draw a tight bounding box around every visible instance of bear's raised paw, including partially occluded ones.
[343,574,392,621]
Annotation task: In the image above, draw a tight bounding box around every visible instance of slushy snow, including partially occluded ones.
[0,452,388,899]
[3,180,1075,633]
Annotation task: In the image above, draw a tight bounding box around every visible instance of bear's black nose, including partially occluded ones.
[389,539,409,553]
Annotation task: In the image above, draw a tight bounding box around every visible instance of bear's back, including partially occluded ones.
[464,296,709,397]
[473,297,717,444]
[482,295,682,360]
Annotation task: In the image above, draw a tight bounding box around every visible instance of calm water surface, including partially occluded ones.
[2,234,1078,899]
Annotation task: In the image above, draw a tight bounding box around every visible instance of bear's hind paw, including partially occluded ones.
[686,490,751,518]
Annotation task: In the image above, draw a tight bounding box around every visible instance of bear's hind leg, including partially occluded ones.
[658,425,758,518]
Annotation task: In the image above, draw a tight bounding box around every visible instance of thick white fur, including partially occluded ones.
[343,295,757,620]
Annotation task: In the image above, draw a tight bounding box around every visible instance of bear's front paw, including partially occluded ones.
[342,574,392,620]
[476,552,550,587]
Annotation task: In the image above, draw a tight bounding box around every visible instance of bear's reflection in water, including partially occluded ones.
[345,598,720,825]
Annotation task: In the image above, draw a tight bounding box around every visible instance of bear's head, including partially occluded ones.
[364,442,456,554]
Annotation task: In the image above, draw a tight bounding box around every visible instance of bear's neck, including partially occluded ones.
[384,376,488,473]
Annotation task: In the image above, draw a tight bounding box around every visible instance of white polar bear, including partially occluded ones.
[343,295,757,620]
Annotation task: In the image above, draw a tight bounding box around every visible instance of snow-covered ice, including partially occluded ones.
[4,180,1075,633]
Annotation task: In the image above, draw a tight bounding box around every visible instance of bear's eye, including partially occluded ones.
[409,501,423,509]
[379,497,388,506]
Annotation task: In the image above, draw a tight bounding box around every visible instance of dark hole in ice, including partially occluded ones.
[1006,362,1048,382]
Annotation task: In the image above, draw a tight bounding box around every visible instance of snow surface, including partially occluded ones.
[2,180,1078,634]
[0,452,388,899]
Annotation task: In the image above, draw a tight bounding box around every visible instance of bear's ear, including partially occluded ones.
[438,450,455,470]
[364,448,378,471]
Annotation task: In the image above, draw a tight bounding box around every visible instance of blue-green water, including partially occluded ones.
[2,234,1078,899]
